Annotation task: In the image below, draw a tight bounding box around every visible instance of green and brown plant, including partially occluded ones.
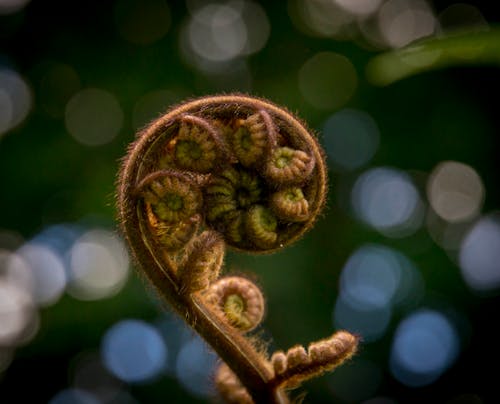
[117,94,358,403]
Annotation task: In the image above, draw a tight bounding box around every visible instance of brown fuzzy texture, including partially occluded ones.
[145,206,200,252]
[215,363,255,404]
[180,114,234,163]
[270,331,359,389]
[245,205,278,249]
[136,170,202,224]
[263,147,315,185]
[205,276,265,332]
[116,94,352,404]
[178,230,225,293]
[270,187,310,222]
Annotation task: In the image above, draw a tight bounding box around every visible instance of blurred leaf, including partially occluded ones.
[366,28,500,86]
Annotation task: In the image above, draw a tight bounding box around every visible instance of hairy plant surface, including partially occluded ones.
[117,94,358,403]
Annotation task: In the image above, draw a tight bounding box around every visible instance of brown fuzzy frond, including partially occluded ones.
[270,331,359,389]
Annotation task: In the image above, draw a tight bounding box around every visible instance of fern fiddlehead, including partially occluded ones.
[117,94,358,403]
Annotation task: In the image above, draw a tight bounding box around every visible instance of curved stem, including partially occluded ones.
[121,200,286,402]
[117,94,329,403]
[189,294,288,403]
[119,138,288,403]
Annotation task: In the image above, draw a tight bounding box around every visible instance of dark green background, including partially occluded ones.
[1,1,499,403]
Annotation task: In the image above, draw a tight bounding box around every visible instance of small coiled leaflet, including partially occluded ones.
[264,147,315,185]
[231,111,275,167]
[270,187,310,222]
[205,276,265,333]
[137,170,201,225]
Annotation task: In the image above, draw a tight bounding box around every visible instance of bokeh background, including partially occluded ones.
[1,0,500,403]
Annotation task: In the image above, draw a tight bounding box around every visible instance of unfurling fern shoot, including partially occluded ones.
[117,94,358,403]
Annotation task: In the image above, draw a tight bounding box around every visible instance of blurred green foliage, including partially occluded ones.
[1,1,500,403]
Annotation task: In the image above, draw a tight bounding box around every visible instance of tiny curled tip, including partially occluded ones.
[286,345,310,370]
[232,113,269,167]
[308,330,359,365]
[271,351,287,375]
[205,276,265,332]
[245,205,278,249]
[173,121,218,173]
[179,114,233,162]
[270,187,310,223]
[136,170,202,225]
[264,147,315,185]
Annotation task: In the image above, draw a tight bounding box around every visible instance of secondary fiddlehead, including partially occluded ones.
[205,276,265,332]
[117,94,358,403]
